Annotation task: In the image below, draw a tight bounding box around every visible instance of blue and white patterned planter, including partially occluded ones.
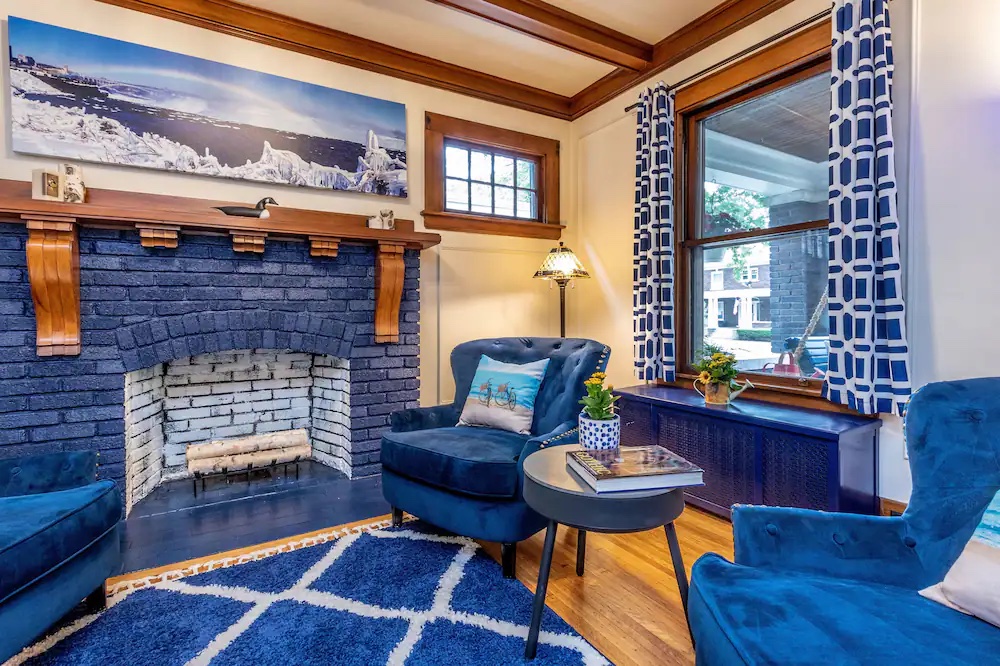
[578,414,620,451]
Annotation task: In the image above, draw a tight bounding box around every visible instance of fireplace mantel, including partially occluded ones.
[0,179,440,355]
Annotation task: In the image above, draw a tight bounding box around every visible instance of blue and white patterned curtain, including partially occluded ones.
[633,83,676,382]
[827,0,911,415]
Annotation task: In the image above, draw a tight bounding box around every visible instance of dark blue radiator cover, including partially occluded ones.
[615,386,881,517]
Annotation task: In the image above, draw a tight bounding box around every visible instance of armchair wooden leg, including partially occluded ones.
[84,584,107,613]
[391,506,404,528]
[501,542,517,579]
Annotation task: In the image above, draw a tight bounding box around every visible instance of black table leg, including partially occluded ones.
[525,520,559,660]
[576,529,586,576]
[664,522,689,614]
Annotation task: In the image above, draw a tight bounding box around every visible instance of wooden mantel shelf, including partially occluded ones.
[0,180,441,249]
[0,179,440,355]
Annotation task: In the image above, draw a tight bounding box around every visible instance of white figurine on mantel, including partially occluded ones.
[367,209,395,230]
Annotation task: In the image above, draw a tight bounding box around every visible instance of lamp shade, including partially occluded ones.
[533,242,590,281]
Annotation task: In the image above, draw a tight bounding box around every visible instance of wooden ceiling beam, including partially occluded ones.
[95,0,573,119]
[426,0,652,70]
[570,0,799,118]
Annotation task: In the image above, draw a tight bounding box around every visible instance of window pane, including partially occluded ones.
[445,146,469,179]
[470,151,492,183]
[495,186,515,217]
[471,182,492,214]
[495,156,515,186]
[516,190,537,219]
[516,159,536,189]
[691,228,828,379]
[698,72,829,239]
[445,178,469,212]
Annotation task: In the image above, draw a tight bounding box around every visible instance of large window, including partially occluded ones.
[679,61,831,393]
[424,113,561,240]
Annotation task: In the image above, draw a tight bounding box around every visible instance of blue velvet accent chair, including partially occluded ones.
[689,378,1000,665]
[0,451,122,662]
[381,337,609,577]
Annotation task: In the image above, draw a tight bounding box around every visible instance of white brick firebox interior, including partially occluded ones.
[123,349,351,513]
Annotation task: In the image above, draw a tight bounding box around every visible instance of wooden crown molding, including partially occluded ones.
[426,0,652,70]
[570,0,799,118]
[96,0,803,121]
[96,0,572,119]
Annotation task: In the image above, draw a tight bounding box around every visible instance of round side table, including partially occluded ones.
[521,446,689,660]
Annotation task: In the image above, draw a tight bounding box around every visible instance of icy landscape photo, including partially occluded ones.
[8,17,408,197]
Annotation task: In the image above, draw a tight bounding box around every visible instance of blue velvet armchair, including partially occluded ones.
[381,337,608,577]
[0,451,122,662]
[689,378,1000,665]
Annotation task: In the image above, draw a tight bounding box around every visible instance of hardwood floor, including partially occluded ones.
[481,506,733,666]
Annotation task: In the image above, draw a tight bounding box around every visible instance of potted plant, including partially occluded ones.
[578,372,621,450]
[692,345,753,405]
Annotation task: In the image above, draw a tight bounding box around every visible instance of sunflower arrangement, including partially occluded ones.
[693,344,740,388]
[580,372,619,420]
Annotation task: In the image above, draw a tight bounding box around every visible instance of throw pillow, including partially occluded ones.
[920,489,1000,627]
[458,355,549,435]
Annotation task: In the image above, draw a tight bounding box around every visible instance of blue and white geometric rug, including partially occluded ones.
[10,520,608,665]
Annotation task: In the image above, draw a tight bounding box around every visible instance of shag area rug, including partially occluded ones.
[10,520,608,665]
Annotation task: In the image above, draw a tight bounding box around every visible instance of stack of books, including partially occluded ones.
[566,446,703,493]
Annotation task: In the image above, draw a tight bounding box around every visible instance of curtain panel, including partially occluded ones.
[827,0,911,415]
[633,84,677,382]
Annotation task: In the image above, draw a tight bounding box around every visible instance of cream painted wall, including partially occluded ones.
[0,0,570,406]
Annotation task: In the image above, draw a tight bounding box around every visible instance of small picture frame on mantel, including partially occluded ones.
[31,168,63,202]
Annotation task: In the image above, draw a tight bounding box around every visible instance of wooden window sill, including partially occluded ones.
[422,211,564,240]
[659,374,873,417]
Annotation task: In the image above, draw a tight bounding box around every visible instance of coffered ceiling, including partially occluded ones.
[97,0,798,119]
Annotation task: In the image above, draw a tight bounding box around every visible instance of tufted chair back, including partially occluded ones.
[0,451,98,497]
[450,338,609,436]
[903,378,1000,585]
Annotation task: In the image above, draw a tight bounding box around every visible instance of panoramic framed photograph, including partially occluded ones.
[8,17,408,198]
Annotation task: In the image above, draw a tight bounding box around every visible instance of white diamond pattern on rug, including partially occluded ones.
[12,524,609,666]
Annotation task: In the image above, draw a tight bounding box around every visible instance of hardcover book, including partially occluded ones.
[566,446,703,493]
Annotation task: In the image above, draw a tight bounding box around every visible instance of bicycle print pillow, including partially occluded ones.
[458,355,550,435]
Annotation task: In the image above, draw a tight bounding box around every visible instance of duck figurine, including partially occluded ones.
[215,197,278,219]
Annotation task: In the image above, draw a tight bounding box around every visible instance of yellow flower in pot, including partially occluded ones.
[692,344,753,405]
[578,372,621,450]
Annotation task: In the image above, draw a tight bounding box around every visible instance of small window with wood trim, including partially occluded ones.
[424,113,561,240]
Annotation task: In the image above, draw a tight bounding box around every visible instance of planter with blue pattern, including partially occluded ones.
[578,413,620,451]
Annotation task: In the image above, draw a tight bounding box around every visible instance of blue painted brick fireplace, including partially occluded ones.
[0,222,420,486]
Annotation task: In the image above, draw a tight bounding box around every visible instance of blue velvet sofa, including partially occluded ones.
[689,378,1000,665]
[0,451,122,662]
[381,337,608,577]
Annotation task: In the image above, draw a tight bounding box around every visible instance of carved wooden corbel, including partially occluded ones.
[137,223,180,248]
[309,235,340,258]
[374,243,406,344]
[231,230,267,253]
[25,216,81,356]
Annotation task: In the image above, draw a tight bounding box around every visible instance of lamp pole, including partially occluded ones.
[557,278,568,338]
